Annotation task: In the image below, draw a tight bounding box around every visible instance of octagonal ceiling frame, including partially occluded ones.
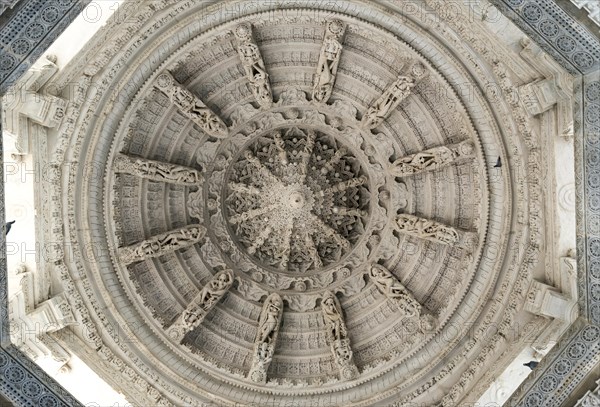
[487,1,600,406]
[0,0,597,406]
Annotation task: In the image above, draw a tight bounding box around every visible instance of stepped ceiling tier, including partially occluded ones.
[47,1,568,405]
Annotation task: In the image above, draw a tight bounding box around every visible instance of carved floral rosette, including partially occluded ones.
[195,89,410,300]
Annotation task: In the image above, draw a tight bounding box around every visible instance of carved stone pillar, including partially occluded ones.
[519,39,575,139]
[26,292,76,331]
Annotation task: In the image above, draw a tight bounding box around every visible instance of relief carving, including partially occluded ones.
[234,23,273,108]
[154,71,228,138]
[114,154,203,185]
[119,225,207,265]
[249,293,283,383]
[321,291,359,380]
[167,269,233,342]
[395,214,460,245]
[361,79,413,129]
[313,20,346,103]
[369,264,422,318]
[389,140,475,177]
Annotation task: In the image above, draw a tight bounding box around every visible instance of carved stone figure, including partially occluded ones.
[114,154,203,185]
[390,141,475,177]
[256,294,283,344]
[154,71,228,138]
[322,294,347,342]
[167,269,234,342]
[248,293,283,383]
[369,264,421,318]
[313,20,346,103]
[197,271,233,311]
[119,225,206,264]
[395,214,460,245]
[321,292,359,380]
[361,76,416,129]
[249,297,282,380]
[234,23,272,108]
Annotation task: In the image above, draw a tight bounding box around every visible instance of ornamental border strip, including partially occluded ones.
[489,0,600,75]
[0,0,91,95]
[489,1,600,406]
[0,0,89,405]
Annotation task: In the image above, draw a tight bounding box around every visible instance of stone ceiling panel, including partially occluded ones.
[36,1,566,405]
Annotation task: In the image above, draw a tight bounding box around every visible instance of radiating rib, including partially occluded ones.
[332,207,368,218]
[304,231,323,269]
[244,150,281,184]
[321,291,359,380]
[312,20,346,103]
[114,154,203,185]
[311,215,351,251]
[119,225,206,265]
[389,140,475,177]
[228,205,278,225]
[154,71,228,138]
[323,175,367,195]
[228,182,261,195]
[277,217,295,269]
[394,213,460,245]
[274,132,289,165]
[361,64,428,129]
[361,76,415,129]
[299,130,317,182]
[247,226,273,254]
[369,264,423,318]
[234,23,273,108]
[321,147,347,175]
[166,269,234,343]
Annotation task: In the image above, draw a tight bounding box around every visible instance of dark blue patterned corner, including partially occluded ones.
[489,0,600,75]
[0,0,90,95]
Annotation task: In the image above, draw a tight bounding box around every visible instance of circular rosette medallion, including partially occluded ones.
[224,127,370,273]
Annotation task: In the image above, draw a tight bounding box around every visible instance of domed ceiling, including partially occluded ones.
[53,1,552,405]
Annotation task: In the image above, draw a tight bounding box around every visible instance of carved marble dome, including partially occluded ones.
[45,1,566,405]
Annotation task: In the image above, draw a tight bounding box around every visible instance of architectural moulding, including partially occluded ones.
[487,0,600,405]
[0,3,594,407]
[2,55,66,154]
